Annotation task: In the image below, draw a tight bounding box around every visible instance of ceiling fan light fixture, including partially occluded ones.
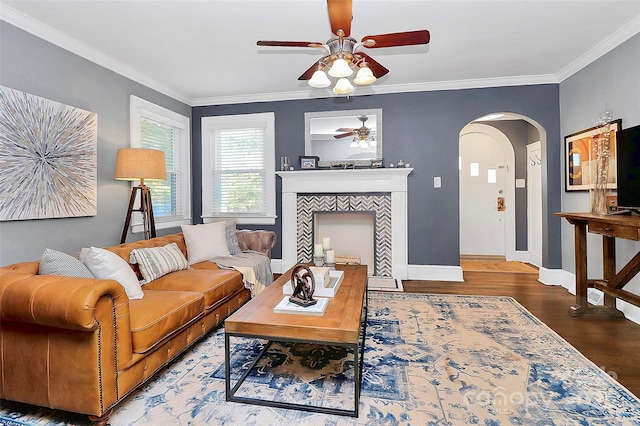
[332,77,354,95]
[358,139,369,148]
[350,138,359,148]
[328,57,353,78]
[353,64,376,85]
[308,69,331,88]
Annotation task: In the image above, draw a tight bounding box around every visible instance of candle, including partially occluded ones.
[326,249,335,263]
[314,243,324,257]
[322,237,331,250]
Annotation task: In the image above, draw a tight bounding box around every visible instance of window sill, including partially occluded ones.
[131,218,191,234]
[202,216,276,226]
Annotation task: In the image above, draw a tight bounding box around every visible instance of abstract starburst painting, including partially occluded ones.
[0,86,97,221]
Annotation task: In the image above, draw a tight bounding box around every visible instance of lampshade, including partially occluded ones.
[308,69,331,88]
[333,77,355,95]
[328,57,353,78]
[353,65,376,85]
[358,139,369,148]
[350,138,359,148]
[114,148,167,182]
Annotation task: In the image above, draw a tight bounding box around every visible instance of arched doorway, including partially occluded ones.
[459,113,547,268]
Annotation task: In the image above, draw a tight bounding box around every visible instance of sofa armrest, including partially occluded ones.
[235,229,277,259]
[0,270,128,331]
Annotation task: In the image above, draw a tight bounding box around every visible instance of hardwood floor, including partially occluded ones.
[403,267,640,398]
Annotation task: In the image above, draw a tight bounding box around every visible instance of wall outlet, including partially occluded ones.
[434,176,441,188]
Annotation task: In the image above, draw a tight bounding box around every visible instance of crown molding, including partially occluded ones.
[0,5,192,105]
[556,15,640,82]
[191,74,560,106]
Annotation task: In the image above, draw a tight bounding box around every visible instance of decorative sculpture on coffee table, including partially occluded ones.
[289,264,317,307]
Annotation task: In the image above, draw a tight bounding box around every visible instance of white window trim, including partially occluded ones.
[130,95,191,232]
[201,112,276,225]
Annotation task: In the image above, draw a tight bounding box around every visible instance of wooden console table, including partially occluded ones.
[556,212,640,318]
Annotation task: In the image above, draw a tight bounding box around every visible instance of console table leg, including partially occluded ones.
[570,221,588,316]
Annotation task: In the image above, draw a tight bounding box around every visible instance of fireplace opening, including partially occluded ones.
[314,212,375,276]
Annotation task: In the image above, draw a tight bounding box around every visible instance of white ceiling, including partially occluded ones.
[2,1,639,106]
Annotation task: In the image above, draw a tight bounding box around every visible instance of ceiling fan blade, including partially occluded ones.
[361,30,430,48]
[257,40,324,48]
[334,131,356,139]
[327,0,352,37]
[335,127,356,132]
[298,60,323,80]
[357,52,389,78]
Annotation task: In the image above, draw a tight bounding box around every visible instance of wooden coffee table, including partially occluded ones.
[224,264,368,417]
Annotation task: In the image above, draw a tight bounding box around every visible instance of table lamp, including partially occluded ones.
[114,148,166,243]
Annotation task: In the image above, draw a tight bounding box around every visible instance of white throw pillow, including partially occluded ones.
[80,247,144,300]
[130,242,190,283]
[210,218,242,255]
[181,222,231,264]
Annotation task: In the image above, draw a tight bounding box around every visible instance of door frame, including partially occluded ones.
[459,123,516,260]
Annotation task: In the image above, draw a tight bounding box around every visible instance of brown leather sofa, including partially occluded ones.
[0,229,276,425]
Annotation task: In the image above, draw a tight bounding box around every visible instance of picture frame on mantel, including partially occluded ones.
[299,156,319,170]
[564,119,621,191]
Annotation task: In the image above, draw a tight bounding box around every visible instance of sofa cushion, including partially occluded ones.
[142,268,245,310]
[39,248,94,278]
[181,222,230,264]
[80,247,144,300]
[130,242,190,283]
[128,290,204,354]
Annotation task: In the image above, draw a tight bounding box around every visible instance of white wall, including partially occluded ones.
[559,34,640,321]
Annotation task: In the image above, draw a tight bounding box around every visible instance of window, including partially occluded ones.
[130,95,191,232]
[201,113,276,225]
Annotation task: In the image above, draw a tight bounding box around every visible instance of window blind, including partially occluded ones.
[140,116,184,221]
[211,126,267,215]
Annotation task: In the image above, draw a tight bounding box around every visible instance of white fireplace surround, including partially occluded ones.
[276,168,412,278]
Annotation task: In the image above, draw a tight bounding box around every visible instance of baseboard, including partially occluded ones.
[270,259,284,274]
[407,264,464,282]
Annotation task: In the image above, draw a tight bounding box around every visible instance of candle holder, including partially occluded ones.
[325,262,336,270]
[314,256,324,267]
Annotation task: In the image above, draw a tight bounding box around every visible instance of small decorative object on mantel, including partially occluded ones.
[288,264,317,307]
[370,158,384,168]
[300,156,319,169]
[330,161,355,169]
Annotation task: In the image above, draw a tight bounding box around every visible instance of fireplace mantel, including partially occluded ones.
[276,168,412,278]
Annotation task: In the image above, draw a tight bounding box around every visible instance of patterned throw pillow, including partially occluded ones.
[223,219,242,255]
[39,248,95,278]
[130,242,190,283]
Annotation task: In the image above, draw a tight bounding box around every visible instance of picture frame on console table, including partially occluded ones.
[300,156,319,170]
[564,119,621,191]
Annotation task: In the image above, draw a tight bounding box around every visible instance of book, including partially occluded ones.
[283,270,344,297]
[273,296,329,316]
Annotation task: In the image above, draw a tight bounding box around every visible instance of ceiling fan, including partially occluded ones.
[256,0,430,95]
[335,116,376,148]
[334,115,372,139]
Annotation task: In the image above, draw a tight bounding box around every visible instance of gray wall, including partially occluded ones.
[559,34,640,294]
[0,22,191,266]
[0,21,565,270]
[193,85,562,268]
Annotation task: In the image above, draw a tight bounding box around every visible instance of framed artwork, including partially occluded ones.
[564,119,621,191]
[299,156,319,170]
[370,158,385,168]
[0,86,98,220]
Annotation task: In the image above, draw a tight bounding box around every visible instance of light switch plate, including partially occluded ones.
[434,176,441,188]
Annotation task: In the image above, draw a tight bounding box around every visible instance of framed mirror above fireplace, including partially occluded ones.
[304,109,383,167]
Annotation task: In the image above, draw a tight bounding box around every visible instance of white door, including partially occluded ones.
[527,142,543,266]
[459,132,507,256]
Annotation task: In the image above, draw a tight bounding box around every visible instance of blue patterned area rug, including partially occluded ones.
[2,293,640,425]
